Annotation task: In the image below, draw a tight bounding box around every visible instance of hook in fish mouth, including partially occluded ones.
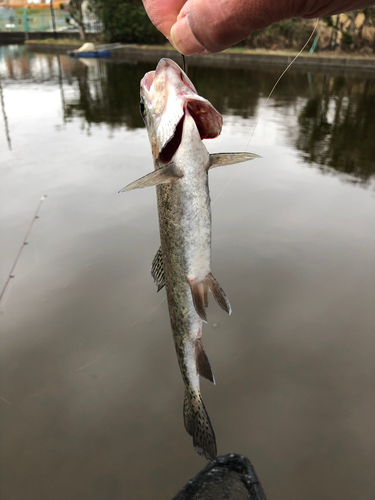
[141,59,195,93]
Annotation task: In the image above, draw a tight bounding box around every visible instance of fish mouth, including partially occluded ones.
[156,58,197,93]
[141,59,223,164]
[157,60,223,164]
[141,70,155,92]
[141,60,196,94]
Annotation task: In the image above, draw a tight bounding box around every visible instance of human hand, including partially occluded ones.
[142,0,375,54]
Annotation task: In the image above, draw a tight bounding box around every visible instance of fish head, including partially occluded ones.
[140,58,223,164]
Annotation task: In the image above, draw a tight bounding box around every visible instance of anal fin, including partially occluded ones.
[151,246,165,292]
[196,338,215,384]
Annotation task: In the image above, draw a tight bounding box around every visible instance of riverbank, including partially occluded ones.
[25,39,84,53]
[25,40,375,71]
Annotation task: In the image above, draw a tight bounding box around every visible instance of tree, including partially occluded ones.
[69,0,85,41]
[323,8,375,51]
[88,0,164,44]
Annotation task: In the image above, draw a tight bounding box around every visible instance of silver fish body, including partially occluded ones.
[121,59,259,460]
[157,110,218,460]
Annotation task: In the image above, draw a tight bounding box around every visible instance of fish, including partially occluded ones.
[120,58,259,461]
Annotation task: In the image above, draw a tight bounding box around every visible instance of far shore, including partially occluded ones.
[24,40,375,71]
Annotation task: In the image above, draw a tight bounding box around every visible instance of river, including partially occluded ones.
[1,45,374,500]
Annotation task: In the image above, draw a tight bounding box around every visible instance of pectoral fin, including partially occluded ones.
[209,152,260,170]
[151,246,165,292]
[119,163,182,192]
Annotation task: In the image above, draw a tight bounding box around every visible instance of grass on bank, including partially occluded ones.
[24,40,375,60]
[113,43,375,60]
[26,38,84,46]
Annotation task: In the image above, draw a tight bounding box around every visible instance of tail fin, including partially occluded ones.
[183,389,217,461]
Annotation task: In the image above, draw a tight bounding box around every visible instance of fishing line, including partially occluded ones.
[212,19,319,205]
[182,54,187,74]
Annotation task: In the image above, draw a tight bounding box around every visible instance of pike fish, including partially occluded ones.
[120,58,259,461]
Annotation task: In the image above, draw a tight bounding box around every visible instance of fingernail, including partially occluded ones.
[170,15,206,55]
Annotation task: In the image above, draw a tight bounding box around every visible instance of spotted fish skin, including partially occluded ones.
[156,109,217,460]
[121,58,259,460]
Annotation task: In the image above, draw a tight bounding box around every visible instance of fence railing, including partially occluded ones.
[0,9,101,33]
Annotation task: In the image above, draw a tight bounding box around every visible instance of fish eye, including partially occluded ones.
[139,100,146,118]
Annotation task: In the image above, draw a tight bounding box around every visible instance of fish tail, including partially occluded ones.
[183,388,217,461]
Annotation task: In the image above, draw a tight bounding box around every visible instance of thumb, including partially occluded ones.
[170,0,293,54]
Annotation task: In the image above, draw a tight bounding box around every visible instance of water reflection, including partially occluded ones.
[296,74,375,185]
[56,55,67,124]
[65,59,145,129]
[1,45,374,184]
[0,75,12,150]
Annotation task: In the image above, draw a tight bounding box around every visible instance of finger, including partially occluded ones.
[142,0,186,38]
[170,0,293,55]
[300,0,375,18]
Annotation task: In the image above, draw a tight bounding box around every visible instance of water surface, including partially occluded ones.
[1,46,374,500]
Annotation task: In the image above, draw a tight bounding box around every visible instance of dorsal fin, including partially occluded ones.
[151,246,165,292]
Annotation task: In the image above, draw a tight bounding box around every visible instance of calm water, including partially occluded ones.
[1,45,374,500]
